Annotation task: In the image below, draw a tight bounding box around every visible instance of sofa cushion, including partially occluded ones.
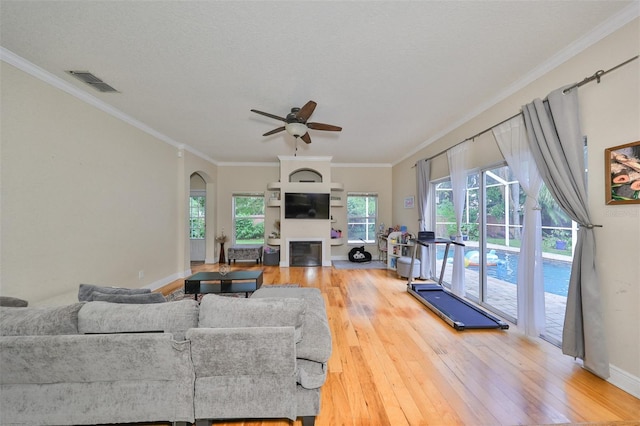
[0,303,84,336]
[90,291,166,304]
[199,294,306,343]
[78,283,151,302]
[251,287,332,363]
[78,299,199,340]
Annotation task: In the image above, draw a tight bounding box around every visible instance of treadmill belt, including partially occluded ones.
[409,283,509,331]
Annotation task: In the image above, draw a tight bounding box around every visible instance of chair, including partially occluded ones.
[377,234,388,262]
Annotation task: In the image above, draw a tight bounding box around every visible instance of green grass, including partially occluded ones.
[235,239,264,245]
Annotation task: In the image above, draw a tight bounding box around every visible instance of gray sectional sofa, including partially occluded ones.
[0,287,332,426]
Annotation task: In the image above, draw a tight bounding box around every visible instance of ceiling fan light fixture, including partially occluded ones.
[285,122,308,137]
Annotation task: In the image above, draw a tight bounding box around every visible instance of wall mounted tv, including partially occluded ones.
[284,193,330,219]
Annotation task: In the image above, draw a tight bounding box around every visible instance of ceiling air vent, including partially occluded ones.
[65,70,119,93]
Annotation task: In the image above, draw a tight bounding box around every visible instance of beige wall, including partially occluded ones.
[331,165,393,258]
[1,62,182,305]
[392,19,640,386]
[215,163,392,261]
[215,164,279,247]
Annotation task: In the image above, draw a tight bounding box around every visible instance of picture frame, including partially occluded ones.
[404,196,415,209]
[605,140,640,205]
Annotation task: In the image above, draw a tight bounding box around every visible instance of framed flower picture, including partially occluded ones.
[605,140,640,204]
[404,196,415,209]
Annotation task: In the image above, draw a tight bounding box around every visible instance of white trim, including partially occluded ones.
[218,161,280,167]
[393,3,640,167]
[0,47,218,165]
[331,163,393,168]
[278,155,332,162]
[144,270,191,292]
[608,364,640,399]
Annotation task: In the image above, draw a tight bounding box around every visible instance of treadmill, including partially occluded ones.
[406,232,509,331]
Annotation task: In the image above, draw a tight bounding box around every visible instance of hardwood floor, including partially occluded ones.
[158,263,640,426]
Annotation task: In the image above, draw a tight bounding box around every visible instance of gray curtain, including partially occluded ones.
[416,159,432,279]
[522,87,609,379]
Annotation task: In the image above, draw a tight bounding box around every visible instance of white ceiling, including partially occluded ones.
[1,1,636,165]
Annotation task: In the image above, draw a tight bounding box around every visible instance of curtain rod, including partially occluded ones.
[414,54,639,167]
[563,54,638,94]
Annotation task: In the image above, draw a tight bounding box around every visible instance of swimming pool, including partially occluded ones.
[439,248,571,297]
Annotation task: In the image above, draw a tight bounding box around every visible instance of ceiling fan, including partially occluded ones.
[250,100,342,144]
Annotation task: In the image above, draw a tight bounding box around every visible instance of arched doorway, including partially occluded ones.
[189,173,206,262]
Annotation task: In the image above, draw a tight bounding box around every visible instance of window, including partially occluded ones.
[347,193,378,244]
[232,194,265,245]
[189,193,206,239]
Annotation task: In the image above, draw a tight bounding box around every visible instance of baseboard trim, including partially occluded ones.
[608,364,640,399]
[145,270,191,292]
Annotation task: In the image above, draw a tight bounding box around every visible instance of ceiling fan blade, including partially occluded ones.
[300,133,312,144]
[307,122,342,132]
[250,109,286,122]
[263,126,285,136]
[296,101,317,122]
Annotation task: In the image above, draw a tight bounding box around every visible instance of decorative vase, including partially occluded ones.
[219,242,226,264]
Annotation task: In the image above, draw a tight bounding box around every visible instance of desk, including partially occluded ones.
[406,238,465,286]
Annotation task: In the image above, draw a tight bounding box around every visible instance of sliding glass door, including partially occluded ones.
[433,164,573,344]
[435,166,520,322]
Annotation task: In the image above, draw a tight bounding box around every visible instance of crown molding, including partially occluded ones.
[394,4,640,167]
[0,46,221,165]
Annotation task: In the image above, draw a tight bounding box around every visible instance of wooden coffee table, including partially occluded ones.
[184,270,263,299]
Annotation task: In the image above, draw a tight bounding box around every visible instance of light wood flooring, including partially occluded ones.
[156,263,640,426]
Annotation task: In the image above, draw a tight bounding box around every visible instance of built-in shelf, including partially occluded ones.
[267,158,343,265]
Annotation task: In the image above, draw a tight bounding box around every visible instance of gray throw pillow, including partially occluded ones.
[78,283,151,302]
[0,303,84,336]
[0,296,28,307]
[90,292,166,304]
[199,294,306,342]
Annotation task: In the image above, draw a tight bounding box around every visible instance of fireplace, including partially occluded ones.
[289,241,322,267]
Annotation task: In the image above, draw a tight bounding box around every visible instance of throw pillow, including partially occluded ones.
[90,292,166,304]
[78,283,151,302]
[0,303,84,336]
[0,296,28,307]
[198,294,306,342]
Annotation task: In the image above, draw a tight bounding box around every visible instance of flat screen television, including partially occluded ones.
[284,193,330,219]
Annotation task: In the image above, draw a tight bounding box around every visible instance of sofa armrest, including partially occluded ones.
[186,327,296,377]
